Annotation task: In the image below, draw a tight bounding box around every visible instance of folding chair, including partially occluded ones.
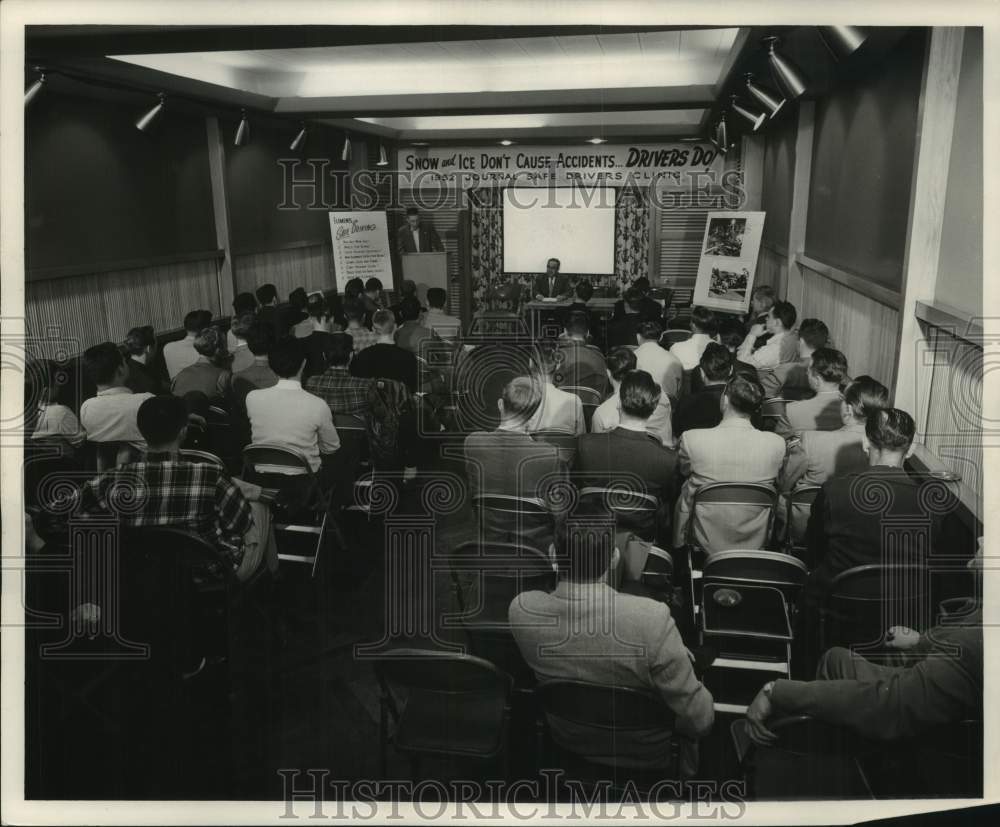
[760,398,790,432]
[536,680,684,791]
[578,485,661,543]
[241,444,330,577]
[372,648,513,778]
[784,485,821,553]
[530,430,578,466]
[560,385,603,407]
[472,493,555,553]
[178,448,226,469]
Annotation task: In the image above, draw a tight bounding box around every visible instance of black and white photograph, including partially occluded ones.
[0,2,995,826]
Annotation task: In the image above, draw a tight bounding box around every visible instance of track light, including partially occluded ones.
[135,93,166,132]
[710,135,726,155]
[763,36,808,99]
[234,109,249,146]
[290,123,307,151]
[341,134,352,162]
[24,68,46,106]
[730,95,765,132]
[587,137,607,145]
[376,143,389,166]
[818,26,869,61]
[744,73,785,118]
[716,115,728,153]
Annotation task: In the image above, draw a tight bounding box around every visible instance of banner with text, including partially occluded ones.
[329,211,393,292]
[396,143,727,190]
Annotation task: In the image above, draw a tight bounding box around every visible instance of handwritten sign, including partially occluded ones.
[328,211,393,292]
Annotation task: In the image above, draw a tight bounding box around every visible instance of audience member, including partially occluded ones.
[344,300,379,353]
[669,306,719,371]
[227,292,258,351]
[163,309,212,379]
[533,257,570,300]
[717,318,758,384]
[124,325,166,395]
[672,342,732,437]
[394,296,435,354]
[605,287,645,348]
[79,342,155,447]
[362,277,386,317]
[390,280,423,326]
[245,338,340,478]
[296,292,337,339]
[738,300,796,370]
[508,519,714,778]
[553,310,607,397]
[591,347,673,447]
[674,376,785,550]
[423,287,461,341]
[228,313,256,373]
[231,321,278,412]
[759,318,829,400]
[525,342,585,435]
[744,284,776,339]
[350,309,419,393]
[613,276,662,323]
[343,277,365,305]
[775,347,849,437]
[171,327,231,401]
[30,359,85,447]
[287,287,311,337]
[635,320,682,402]
[304,333,372,418]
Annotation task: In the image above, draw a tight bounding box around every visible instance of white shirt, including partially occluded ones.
[412,228,421,252]
[245,378,340,472]
[527,382,585,435]
[591,389,674,447]
[669,333,719,372]
[163,334,199,379]
[635,341,683,400]
[79,387,154,446]
[33,403,85,445]
[738,329,787,370]
[230,340,254,373]
[226,329,240,352]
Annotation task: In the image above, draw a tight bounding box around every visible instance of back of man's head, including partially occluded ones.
[344,299,367,324]
[372,309,396,335]
[125,325,155,356]
[137,395,188,448]
[717,318,745,351]
[690,306,719,337]
[427,287,447,309]
[268,338,305,379]
[500,375,542,424]
[233,291,257,316]
[555,519,614,583]
[83,342,125,386]
[365,277,383,295]
[193,327,224,359]
[798,318,830,352]
[244,320,273,357]
[810,347,849,386]
[770,300,797,331]
[619,370,660,420]
[636,320,663,342]
[606,347,637,383]
[752,284,776,311]
[400,279,417,298]
[700,342,733,382]
[183,309,212,334]
[633,276,651,295]
[399,296,422,323]
[324,333,354,367]
[843,375,889,421]
[623,286,643,311]
[255,283,278,306]
[865,407,915,453]
[564,310,589,338]
[724,375,765,416]
[289,287,308,310]
[575,279,594,302]
[231,313,255,340]
[344,278,364,300]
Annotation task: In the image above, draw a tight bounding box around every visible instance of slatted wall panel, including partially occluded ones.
[922,327,983,509]
[396,190,462,316]
[797,261,900,384]
[756,244,789,298]
[654,196,732,290]
[233,243,334,299]
[25,258,221,357]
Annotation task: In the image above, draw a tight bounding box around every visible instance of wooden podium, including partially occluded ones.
[401,252,448,305]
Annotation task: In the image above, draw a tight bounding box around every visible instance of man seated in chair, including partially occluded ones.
[635,321,683,404]
[79,342,156,451]
[304,333,372,418]
[525,341,585,435]
[508,519,714,778]
[668,306,720,372]
[394,295,436,355]
[553,310,607,398]
[759,318,829,400]
[737,299,796,371]
[775,347,849,437]
[171,327,232,403]
[350,309,419,393]
[672,343,733,438]
[673,376,785,552]
[55,395,276,581]
[592,347,673,447]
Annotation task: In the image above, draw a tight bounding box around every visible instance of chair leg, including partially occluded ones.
[310,512,328,579]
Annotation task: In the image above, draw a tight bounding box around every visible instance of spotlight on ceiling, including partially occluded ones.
[499,139,514,146]
[341,134,352,162]
[135,93,166,132]
[730,95,766,132]
[234,109,249,147]
[376,143,389,166]
[290,123,307,151]
[710,136,726,155]
[587,137,607,145]
[411,141,429,147]
[763,36,808,99]
[715,115,728,153]
[818,26,869,61]
[24,68,46,106]
[744,73,785,118]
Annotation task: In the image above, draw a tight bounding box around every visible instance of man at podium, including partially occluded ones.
[396,206,444,255]
[533,257,571,300]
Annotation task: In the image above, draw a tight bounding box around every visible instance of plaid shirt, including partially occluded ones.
[346,325,379,353]
[63,453,253,570]
[305,367,371,416]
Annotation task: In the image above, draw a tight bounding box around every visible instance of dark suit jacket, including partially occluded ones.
[613,296,662,323]
[350,342,418,393]
[553,340,608,397]
[533,273,571,299]
[672,384,726,438]
[125,358,166,395]
[396,223,443,255]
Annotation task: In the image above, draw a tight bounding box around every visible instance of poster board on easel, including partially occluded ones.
[328,211,394,293]
[692,211,766,315]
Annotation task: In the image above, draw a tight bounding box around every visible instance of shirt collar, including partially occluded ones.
[554,579,614,599]
[718,416,754,428]
[617,420,647,434]
[275,378,302,390]
[96,386,132,396]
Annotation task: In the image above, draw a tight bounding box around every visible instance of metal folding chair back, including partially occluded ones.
[786,484,822,550]
[687,481,779,554]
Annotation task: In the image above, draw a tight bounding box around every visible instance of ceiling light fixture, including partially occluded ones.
[730,94,766,132]
[376,143,389,166]
[290,122,307,151]
[234,109,249,146]
[24,67,46,106]
[499,139,514,146]
[744,73,785,118]
[135,92,166,132]
[763,36,808,99]
[715,115,728,153]
[587,137,607,145]
[817,26,869,61]
[341,134,352,162]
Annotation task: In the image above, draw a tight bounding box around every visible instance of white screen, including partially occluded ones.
[502,187,617,275]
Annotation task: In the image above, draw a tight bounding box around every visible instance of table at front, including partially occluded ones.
[522,298,619,340]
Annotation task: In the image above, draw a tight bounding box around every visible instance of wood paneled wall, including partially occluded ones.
[24,257,222,358]
[233,243,334,300]
[756,244,788,299]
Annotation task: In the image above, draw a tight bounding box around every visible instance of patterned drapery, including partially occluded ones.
[468,186,651,313]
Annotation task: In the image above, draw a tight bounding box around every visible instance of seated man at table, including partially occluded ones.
[775,347,849,437]
[759,317,828,400]
[592,347,673,446]
[533,257,571,300]
[553,310,607,397]
[526,342,585,435]
[508,519,714,778]
[672,343,732,438]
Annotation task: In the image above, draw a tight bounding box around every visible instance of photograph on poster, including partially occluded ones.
[693,211,765,313]
[708,266,750,302]
[703,216,746,256]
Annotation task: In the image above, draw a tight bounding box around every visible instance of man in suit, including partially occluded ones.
[526,342,585,435]
[717,318,758,384]
[673,376,786,551]
[759,318,829,400]
[775,347,849,437]
[533,258,571,300]
[508,518,714,778]
[605,287,646,349]
[463,376,565,549]
[612,276,662,323]
[635,321,683,403]
[553,311,607,397]
[591,347,673,447]
[672,343,732,438]
[396,206,444,255]
[124,325,167,395]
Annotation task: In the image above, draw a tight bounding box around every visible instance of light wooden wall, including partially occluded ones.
[756,244,788,298]
[232,243,334,301]
[797,261,900,386]
[24,257,222,358]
